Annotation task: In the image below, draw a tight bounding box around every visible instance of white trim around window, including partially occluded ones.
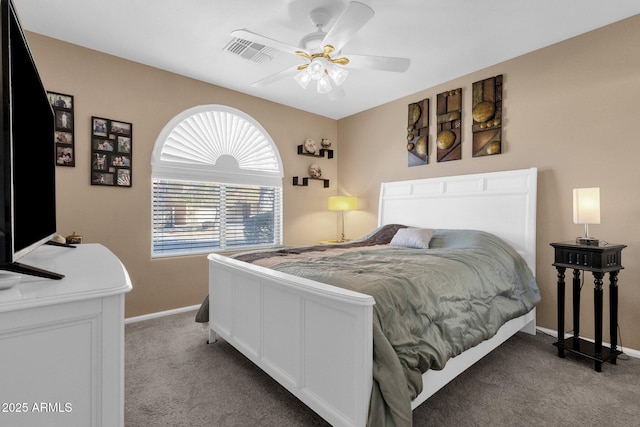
[150,105,283,257]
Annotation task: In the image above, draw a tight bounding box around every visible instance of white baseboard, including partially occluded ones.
[536,326,640,359]
[124,312,640,360]
[125,304,200,324]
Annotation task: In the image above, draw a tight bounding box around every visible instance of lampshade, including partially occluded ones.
[328,196,358,211]
[573,187,600,245]
[317,75,332,94]
[294,71,311,89]
[573,187,600,225]
[327,63,348,86]
[307,59,326,80]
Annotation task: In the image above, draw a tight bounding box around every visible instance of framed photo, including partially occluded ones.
[91,116,132,187]
[48,91,75,167]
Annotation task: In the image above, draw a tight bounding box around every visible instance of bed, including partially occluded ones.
[202,167,539,427]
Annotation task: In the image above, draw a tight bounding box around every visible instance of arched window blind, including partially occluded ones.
[151,105,283,257]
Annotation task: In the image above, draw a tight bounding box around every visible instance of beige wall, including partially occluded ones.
[25,12,640,350]
[338,14,640,350]
[26,33,339,318]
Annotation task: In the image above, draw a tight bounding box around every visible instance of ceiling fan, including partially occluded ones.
[231,1,410,99]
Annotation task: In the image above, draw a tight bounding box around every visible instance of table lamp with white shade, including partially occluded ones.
[328,196,358,242]
[573,187,600,246]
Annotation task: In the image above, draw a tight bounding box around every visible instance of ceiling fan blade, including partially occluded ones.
[322,1,375,52]
[345,54,411,72]
[250,66,298,88]
[231,29,301,56]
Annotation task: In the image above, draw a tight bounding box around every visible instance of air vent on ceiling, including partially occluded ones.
[223,38,279,63]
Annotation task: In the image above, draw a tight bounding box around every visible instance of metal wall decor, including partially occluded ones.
[472,75,502,157]
[47,91,75,167]
[91,116,132,187]
[407,98,429,166]
[436,88,462,162]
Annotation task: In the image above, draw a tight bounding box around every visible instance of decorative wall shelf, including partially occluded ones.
[293,141,332,188]
[292,176,330,188]
[297,145,334,159]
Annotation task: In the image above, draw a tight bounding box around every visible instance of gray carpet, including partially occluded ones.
[125,310,640,426]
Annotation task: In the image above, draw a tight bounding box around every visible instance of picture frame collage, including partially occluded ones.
[47,91,75,167]
[91,116,133,187]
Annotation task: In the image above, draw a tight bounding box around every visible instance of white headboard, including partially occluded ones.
[378,168,537,273]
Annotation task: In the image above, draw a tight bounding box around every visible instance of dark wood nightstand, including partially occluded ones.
[550,241,626,371]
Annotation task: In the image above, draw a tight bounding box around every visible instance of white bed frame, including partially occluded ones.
[207,167,538,427]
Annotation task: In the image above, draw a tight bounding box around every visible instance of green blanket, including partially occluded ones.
[197,227,540,426]
[268,229,540,427]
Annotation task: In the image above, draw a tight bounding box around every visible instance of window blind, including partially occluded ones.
[152,179,282,256]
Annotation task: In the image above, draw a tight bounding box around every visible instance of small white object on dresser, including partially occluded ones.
[0,243,132,427]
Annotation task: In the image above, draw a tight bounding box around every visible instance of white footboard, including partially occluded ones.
[208,253,375,427]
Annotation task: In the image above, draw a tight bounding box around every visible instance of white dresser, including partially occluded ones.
[0,243,132,427]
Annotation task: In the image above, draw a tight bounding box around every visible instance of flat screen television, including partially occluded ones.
[0,0,63,279]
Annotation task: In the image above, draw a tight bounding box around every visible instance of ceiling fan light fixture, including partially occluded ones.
[307,59,326,80]
[327,63,348,86]
[317,74,332,94]
[294,71,311,89]
[297,57,347,94]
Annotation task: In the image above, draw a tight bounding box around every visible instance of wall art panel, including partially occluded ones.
[407,98,429,167]
[436,88,462,162]
[472,74,502,157]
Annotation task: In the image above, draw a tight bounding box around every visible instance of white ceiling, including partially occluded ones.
[13,0,640,120]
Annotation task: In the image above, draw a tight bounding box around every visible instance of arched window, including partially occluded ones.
[151,105,283,257]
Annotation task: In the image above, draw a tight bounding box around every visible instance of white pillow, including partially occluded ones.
[389,227,435,249]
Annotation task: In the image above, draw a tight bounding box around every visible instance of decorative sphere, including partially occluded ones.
[415,136,427,157]
[304,138,317,154]
[436,130,455,150]
[486,141,500,155]
[308,163,322,178]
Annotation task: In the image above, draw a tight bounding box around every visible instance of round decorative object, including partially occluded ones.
[407,142,415,151]
[436,130,455,150]
[308,163,322,178]
[408,103,421,125]
[472,101,496,123]
[66,231,83,244]
[50,234,66,244]
[304,138,317,154]
[486,141,501,155]
[407,133,414,141]
[415,135,427,157]
[321,139,331,148]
